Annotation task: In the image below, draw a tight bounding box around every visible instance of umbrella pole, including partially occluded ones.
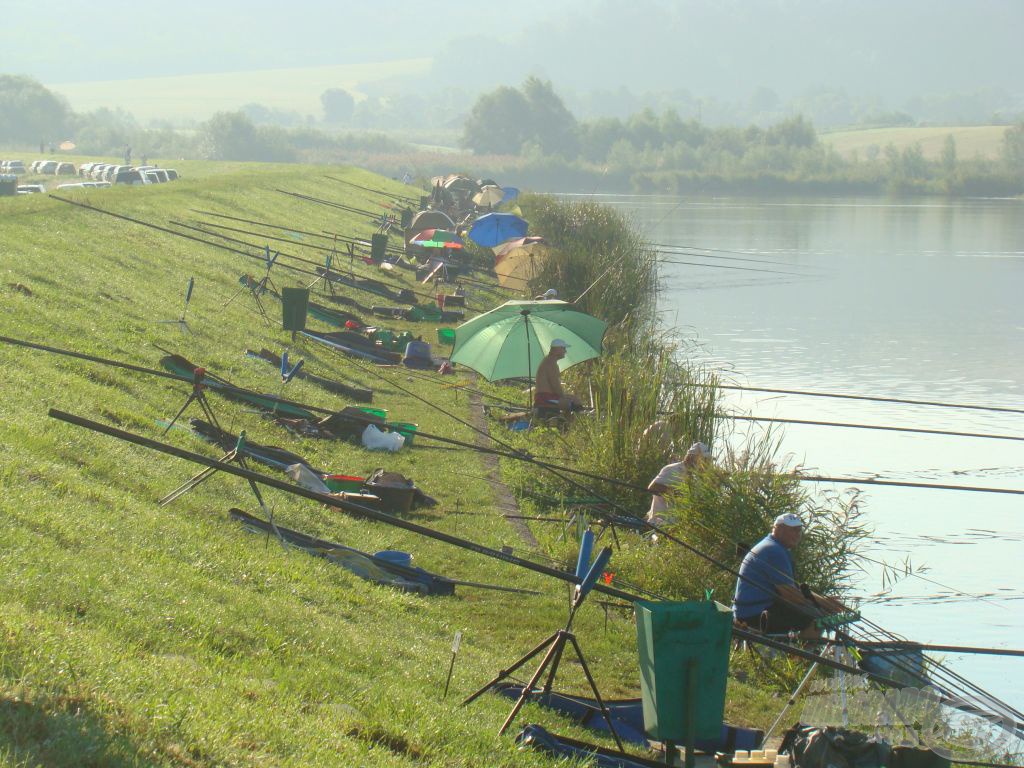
[523,310,532,410]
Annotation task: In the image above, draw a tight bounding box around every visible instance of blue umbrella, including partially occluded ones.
[467,212,529,249]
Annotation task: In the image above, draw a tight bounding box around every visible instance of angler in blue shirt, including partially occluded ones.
[733,513,841,638]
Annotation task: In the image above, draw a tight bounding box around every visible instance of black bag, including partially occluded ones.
[780,725,891,768]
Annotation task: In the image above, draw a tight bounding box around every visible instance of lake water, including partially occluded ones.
[568,194,1024,714]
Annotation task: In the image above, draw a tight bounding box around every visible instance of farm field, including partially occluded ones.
[0,160,776,766]
[47,58,432,124]
[820,125,1009,160]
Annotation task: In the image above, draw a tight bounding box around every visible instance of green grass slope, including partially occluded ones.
[0,162,775,766]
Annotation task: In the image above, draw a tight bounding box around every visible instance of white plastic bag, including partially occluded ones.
[361,424,405,452]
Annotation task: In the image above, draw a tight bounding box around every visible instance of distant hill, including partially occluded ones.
[821,126,1009,161]
[48,59,432,124]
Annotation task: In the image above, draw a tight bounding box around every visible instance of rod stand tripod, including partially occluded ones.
[157,276,194,334]
[157,431,281,545]
[462,539,622,750]
[162,367,219,435]
[224,247,280,324]
[462,624,625,750]
[306,242,339,297]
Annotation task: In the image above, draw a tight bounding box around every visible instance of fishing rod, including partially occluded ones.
[703,382,1024,417]
[191,209,409,258]
[277,188,391,220]
[655,257,808,277]
[45,408,924,688]
[323,174,418,204]
[652,247,805,269]
[729,414,1024,444]
[49,195,327,284]
[648,240,796,260]
[856,641,1024,659]
[172,220,482,312]
[801,474,1024,496]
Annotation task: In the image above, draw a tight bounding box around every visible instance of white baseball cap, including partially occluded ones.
[774,513,803,528]
[685,441,710,459]
[550,338,569,349]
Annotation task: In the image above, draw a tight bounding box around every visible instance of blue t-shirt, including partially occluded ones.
[733,534,796,619]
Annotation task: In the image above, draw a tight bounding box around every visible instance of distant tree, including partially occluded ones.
[1002,122,1024,174]
[461,86,533,155]
[462,78,579,157]
[0,75,71,144]
[521,77,579,158]
[241,103,304,128]
[940,135,958,174]
[765,115,817,148]
[198,111,296,162]
[320,88,355,124]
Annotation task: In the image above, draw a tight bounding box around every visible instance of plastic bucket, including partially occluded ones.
[436,328,456,346]
[373,550,413,568]
[323,474,365,493]
[388,422,418,445]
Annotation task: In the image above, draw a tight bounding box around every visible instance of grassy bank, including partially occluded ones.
[1,159,794,766]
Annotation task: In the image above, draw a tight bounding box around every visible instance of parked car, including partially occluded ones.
[17,184,46,194]
[29,160,43,173]
[112,169,144,185]
[55,162,76,176]
[37,160,59,175]
[79,162,97,177]
[102,165,124,182]
[90,164,111,180]
[1,160,26,175]
[145,169,169,183]
[165,169,179,181]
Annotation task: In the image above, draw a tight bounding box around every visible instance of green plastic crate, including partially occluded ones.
[635,600,732,742]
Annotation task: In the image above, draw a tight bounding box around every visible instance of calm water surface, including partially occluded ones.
[569,194,1024,710]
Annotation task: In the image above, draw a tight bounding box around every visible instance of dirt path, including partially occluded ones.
[465,388,539,549]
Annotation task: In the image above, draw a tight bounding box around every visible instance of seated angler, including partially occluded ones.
[534,339,583,411]
[645,441,710,526]
[732,514,845,639]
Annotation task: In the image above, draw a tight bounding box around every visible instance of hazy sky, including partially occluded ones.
[5,0,1022,113]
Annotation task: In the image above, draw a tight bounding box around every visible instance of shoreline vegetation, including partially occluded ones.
[3,73,1023,198]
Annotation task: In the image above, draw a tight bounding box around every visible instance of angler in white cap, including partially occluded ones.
[533,338,582,411]
[645,441,711,525]
[732,513,845,638]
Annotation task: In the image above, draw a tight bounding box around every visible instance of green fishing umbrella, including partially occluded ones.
[450,300,607,382]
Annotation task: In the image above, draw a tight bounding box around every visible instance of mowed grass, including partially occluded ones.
[47,58,432,124]
[820,125,1009,160]
[0,160,776,766]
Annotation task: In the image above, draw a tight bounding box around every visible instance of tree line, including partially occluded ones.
[0,75,404,164]
[461,78,1024,196]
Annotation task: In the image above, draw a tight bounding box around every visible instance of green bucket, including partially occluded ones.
[635,600,733,742]
[436,328,456,346]
[387,422,418,445]
[357,406,388,421]
[323,474,365,493]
